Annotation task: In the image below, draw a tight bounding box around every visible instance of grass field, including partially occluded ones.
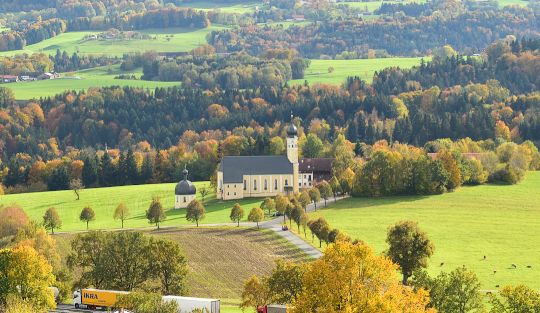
[181,0,262,13]
[3,181,271,232]
[305,171,540,290]
[290,57,427,85]
[7,64,179,100]
[339,0,426,12]
[55,227,309,310]
[0,26,224,57]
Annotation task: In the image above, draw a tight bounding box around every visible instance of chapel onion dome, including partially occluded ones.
[287,123,298,137]
[175,167,196,195]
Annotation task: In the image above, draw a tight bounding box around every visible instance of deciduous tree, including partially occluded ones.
[317,181,332,207]
[308,187,321,210]
[146,197,166,230]
[290,241,434,313]
[230,203,244,227]
[260,197,275,216]
[42,207,61,234]
[186,199,205,227]
[386,221,434,285]
[79,206,95,230]
[113,202,130,229]
[248,207,264,229]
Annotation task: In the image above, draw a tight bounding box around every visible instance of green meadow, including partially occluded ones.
[306,171,540,290]
[0,26,225,57]
[291,57,427,85]
[7,64,179,100]
[180,0,261,13]
[339,0,427,12]
[3,181,267,232]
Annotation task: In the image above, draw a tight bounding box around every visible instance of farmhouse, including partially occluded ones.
[299,158,334,188]
[216,121,300,200]
[0,75,18,83]
[175,167,196,209]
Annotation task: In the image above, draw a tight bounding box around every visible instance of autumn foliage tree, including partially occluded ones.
[230,203,244,227]
[386,221,435,285]
[79,206,95,230]
[290,241,434,313]
[42,207,62,234]
[146,197,166,230]
[186,199,205,227]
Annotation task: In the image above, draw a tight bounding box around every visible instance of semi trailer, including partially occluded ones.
[73,289,128,310]
[73,289,220,312]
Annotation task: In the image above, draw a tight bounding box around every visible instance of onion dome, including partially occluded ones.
[175,167,196,195]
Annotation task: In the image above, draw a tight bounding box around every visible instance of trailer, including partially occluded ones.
[73,289,128,310]
[163,295,220,313]
[258,304,287,313]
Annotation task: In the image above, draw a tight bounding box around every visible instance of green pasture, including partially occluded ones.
[338,0,427,12]
[0,26,224,57]
[307,171,540,290]
[181,0,262,13]
[7,64,179,100]
[3,181,267,232]
[290,57,427,85]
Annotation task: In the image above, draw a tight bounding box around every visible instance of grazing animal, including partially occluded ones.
[511,264,517,269]
[483,255,486,260]
[440,262,444,267]
[496,285,500,288]
[493,270,497,274]
[527,265,532,268]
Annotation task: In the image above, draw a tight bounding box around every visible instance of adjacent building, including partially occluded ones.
[216,121,300,200]
[299,158,334,188]
[175,167,196,209]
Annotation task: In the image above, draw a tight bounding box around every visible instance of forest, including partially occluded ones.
[135,49,310,89]
[0,39,538,194]
[209,6,539,57]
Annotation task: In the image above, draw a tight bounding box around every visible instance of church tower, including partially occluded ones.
[286,114,299,193]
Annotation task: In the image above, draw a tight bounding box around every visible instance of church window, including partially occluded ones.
[264,179,268,190]
[285,179,288,186]
[275,179,278,190]
[308,175,312,181]
[183,197,186,202]
[244,180,247,190]
[254,179,257,190]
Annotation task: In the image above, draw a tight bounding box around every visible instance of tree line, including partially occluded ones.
[137,50,309,89]
[208,7,539,57]
[0,49,119,76]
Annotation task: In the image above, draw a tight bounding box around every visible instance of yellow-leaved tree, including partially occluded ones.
[0,245,56,310]
[290,241,435,313]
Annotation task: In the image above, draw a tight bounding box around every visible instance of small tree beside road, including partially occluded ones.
[186,199,205,227]
[114,202,130,229]
[43,207,61,234]
[230,203,244,227]
[146,197,166,230]
[80,206,95,230]
[248,207,264,229]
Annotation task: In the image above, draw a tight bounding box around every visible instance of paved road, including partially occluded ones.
[54,196,347,259]
[258,196,347,259]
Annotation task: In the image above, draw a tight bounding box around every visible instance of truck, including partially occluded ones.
[73,289,220,313]
[73,289,128,310]
[257,304,287,313]
[163,295,220,313]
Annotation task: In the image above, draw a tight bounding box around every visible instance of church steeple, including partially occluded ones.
[286,113,298,164]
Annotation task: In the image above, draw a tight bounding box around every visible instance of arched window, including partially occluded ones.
[275,179,278,190]
[183,197,186,202]
[243,180,247,190]
[285,179,288,186]
[264,179,268,190]
[254,179,257,191]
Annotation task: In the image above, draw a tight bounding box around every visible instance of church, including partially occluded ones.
[216,121,300,200]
